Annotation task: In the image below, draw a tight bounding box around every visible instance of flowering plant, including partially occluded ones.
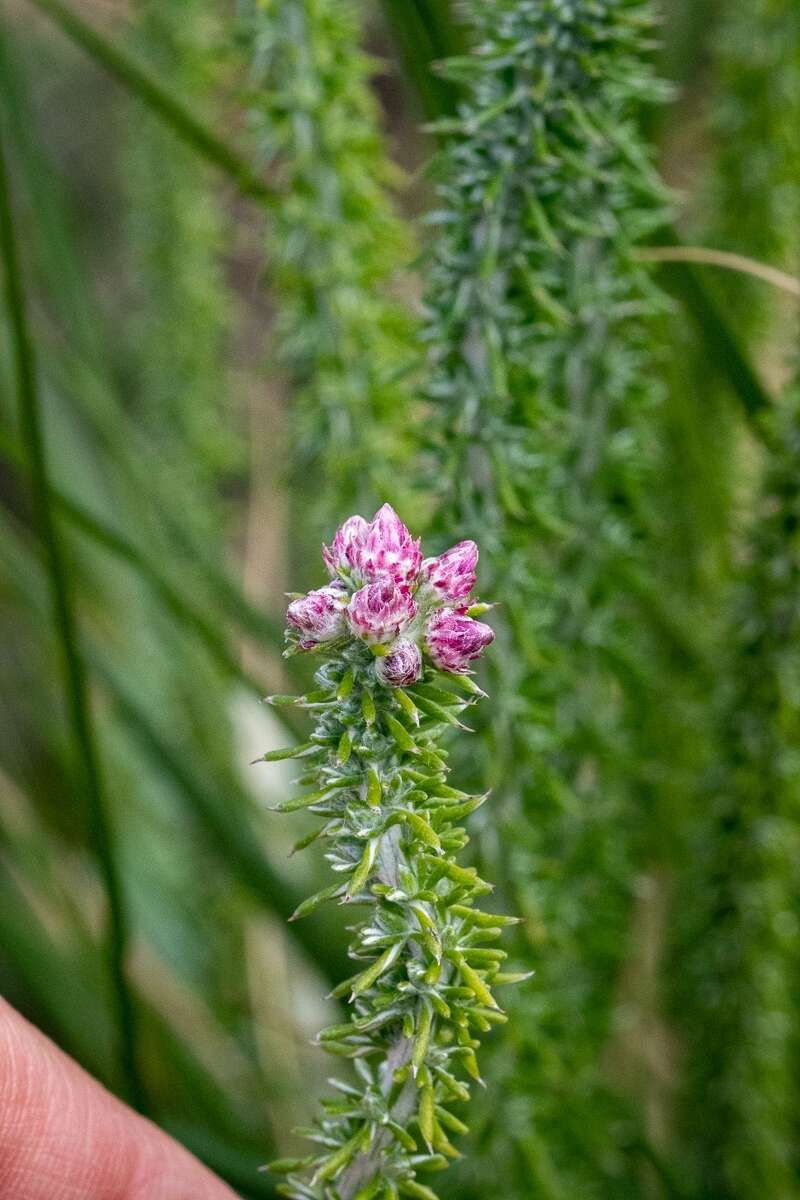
[260,506,522,1200]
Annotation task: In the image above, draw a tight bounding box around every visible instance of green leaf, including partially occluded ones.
[352,1178,383,1200]
[448,951,499,1009]
[362,690,377,724]
[394,688,421,724]
[258,741,314,762]
[312,1129,364,1184]
[412,998,434,1074]
[402,811,442,852]
[290,826,325,855]
[366,766,382,807]
[268,1157,313,1175]
[399,1179,440,1200]
[435,1106,469,1136]
[346,838,379,898]
[351,940,404,998]
[289,882,345,923]
[418,1082,435,1149]
[385,713,418,753]
[337,668,355,700]
[270,787,338,814]
[0,129,143,1109]
[337,729,353,764]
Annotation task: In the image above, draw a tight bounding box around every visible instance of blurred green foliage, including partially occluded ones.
[0,1,798,1198]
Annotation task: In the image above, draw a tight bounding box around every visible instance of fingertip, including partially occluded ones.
[0,998,241,1199]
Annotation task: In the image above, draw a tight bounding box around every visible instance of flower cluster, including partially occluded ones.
[287,504,494,682]
[263,510,518,1200]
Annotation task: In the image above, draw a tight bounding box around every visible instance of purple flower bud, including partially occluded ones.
[425,608,494,673]
[322,514,369,580]
[347,580,417,645]
[420,540,478,604]
[361,503,422,587]
[375,640,423,688]
[286,585,346,646]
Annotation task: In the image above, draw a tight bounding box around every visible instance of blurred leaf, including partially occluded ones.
[23,0,274,206]
[96,657,350,987]
[652,229,774,423]
[0,119,144,1109]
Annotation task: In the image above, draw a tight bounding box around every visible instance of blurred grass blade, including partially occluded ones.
[380,0,462,120]
[0,861,276,1196]
[0,23,103,357]
[56,488,276,700]
[23,0,275,206]
[654,228,774,422]
[39,347,287,652]
[0,429,296,736]
[0,120,145,1110]
[0,857,116,1081]
[167,1124,278,1200]
[96,658,350,986]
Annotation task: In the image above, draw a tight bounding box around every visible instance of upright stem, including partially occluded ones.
[0,119,144,1110]
[264,528,507,1199]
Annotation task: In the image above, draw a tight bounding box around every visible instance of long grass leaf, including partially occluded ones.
[379,0,460,120]
[37,344,287,652]
[0,119,145,1110]
[95,658,349,986]
[0,862,276,1194]
[653,227,774,422]
[0,428,298,739]
[166,1124,278,1199]
[23,0,274,207]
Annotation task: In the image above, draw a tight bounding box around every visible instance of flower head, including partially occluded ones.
[347,580,417,645]
[426,608,494,673]
[286,584,346,647]
[290,505,492,669]
[421,540,478,604]
[375,640,423,688]
[322,514,369,582]
[361,503,422,587]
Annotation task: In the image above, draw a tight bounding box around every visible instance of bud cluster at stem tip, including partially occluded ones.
[259,507,525,1200]
[287,504,494,681]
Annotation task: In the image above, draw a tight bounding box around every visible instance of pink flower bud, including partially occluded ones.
[420,540,478,603]
[361,503,422,587]
[375,640,423,688]
[425,608,494,672]
[347,581,417,645]
[322,514,369,580]
[286,585,346,646]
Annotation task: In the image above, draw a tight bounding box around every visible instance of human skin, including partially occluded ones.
[0,997,239,1199]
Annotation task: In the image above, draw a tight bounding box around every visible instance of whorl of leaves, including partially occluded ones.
[674,387,800,1199]
[418,1,670,1192]
[240,0,419,532]
[263,648,520,1200]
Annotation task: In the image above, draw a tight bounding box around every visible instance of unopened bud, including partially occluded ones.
[426,608,494,673]
[375,640,423,687]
